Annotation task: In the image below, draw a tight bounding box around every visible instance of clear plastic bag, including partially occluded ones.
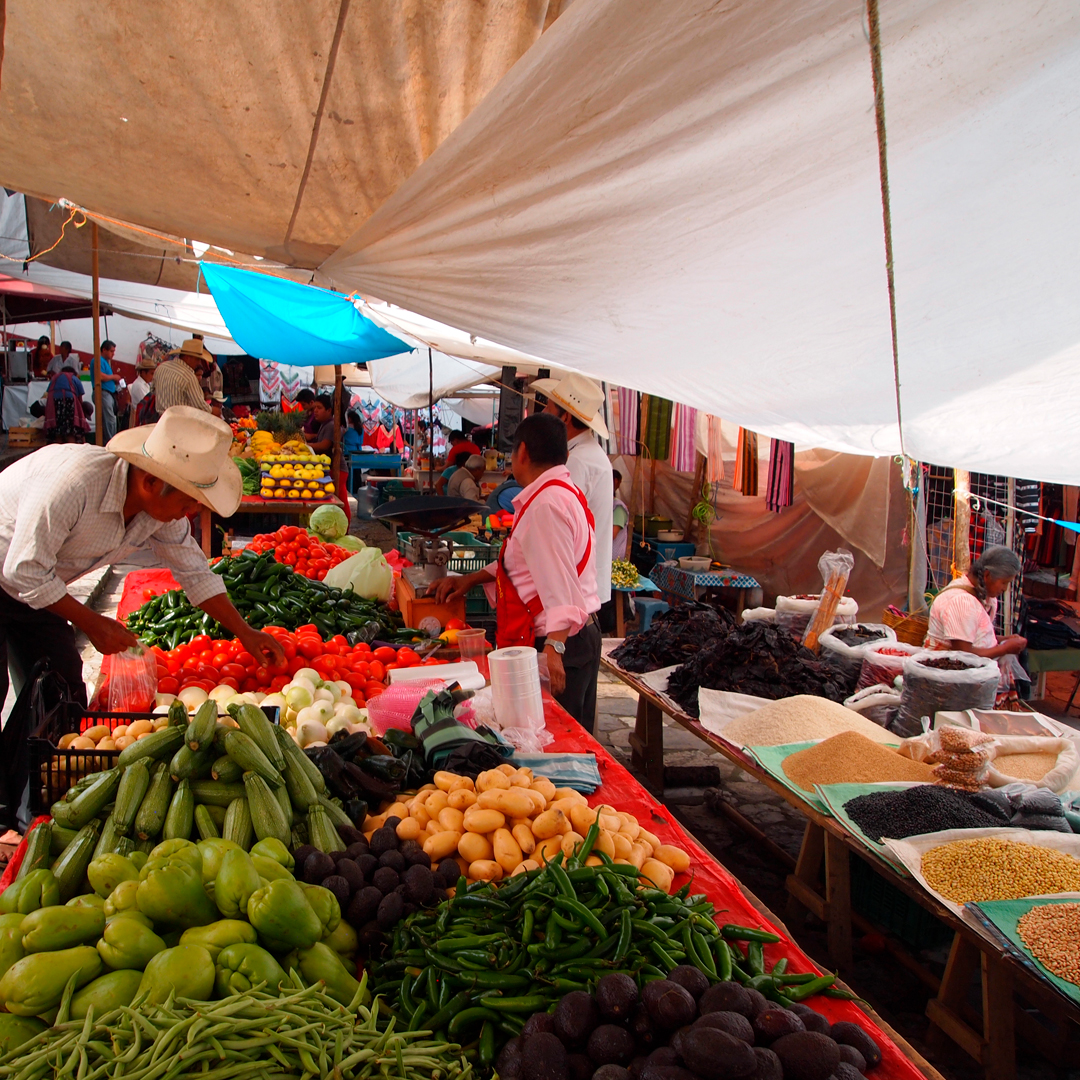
[900,725,996,790]
[107,643,158,713]
[803,550,856,650]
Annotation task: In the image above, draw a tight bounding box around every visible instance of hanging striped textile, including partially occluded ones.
[613,386,640,455]
[259,361,308,406]
[732,428,759,496]
[694,412,725,483]
[669,403,698,472]
[765,439,795,512]
[641,394,673,460]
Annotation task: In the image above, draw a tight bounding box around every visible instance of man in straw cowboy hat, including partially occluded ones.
[530,372,615,608]
[129,354,157,411]
[0,407,284,710]
[153,338,215,414]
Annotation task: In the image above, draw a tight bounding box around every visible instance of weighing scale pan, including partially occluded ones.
[372,495,488,535]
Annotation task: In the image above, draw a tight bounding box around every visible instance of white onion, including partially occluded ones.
[294,668,321,686]
[177,686,208,709]
[154,693,177,708]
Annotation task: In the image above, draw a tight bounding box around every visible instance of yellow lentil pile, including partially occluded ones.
[1017,903,1080,985]
[782,731,935,792]
[995,751,1060,782]
[921,838,1080,904]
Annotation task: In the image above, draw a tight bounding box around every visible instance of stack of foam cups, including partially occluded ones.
[488,646,545,732]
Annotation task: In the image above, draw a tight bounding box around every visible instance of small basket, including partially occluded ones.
[881,608,929,647]
[27,703,157,814]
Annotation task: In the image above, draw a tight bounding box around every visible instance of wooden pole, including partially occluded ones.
[427,348,434,494]
[953,468,971,576]
[1004,476,1017,630]
[91,223,103,445]
[331,364,342,498]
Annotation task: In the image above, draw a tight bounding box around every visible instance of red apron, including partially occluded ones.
[496,478,594,650]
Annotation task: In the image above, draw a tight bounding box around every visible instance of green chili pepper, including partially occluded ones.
[784,974,837,1002]
[747,940,765,977]
[721,924,782,944]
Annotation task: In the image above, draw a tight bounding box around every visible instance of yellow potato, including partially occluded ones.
[522,788,549,814]
[83,725,111,743]
[554,787,587,804]
[96,738,117,752]
[512,824,536,855]
[463,807,506,834]
[57,732,79,750]
[438,807,465,833]
[493,828,524,873]
[653,845,691,873]
[531,808,571,840]
[114,735,136,751]
[411,805,431,828]
[448,788,478,811]
[469,860,503,882]
[455,856,470,877]
[584,855,603,867]
[435,770,473,792]
[640,858,675,892]
[476,788,537,818]
[426,820,443,837]
[629,842,650,869]
[511,859,540,876]
[551,797,586,817]
[617,814,641,840]
[638,827,661,850]
[561,831,585,858]
[395,792,412,805]
[396,817,422,841]
[152,719,169,732]
[70,736,96,750]
[597,811,622,833]
[496,763,517,777]
[594,830,616,858]
[570,804,598,835]
[423,831,463,861]
[219,716,239,729]
[476,769,511,792]
[509,768,534,787]
[611,833,633,860]
[127,720,153,738]
[534,837,564,865]
[458,832,495,862]
[424,790,450,816]
[112,725,129,739]
[530,778,557,803]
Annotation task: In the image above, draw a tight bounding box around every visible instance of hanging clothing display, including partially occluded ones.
[765,439,794,512]
[1015,480,1041,534]
[668,403,697,472]
[732,428,758,497]
[611,386,639,457]
[259,361,310,406]
[694,412,726,483]
[640,395,672,461]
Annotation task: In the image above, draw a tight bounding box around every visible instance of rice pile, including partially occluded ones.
[725,695,899,748]
[782,731,936,792]
[995,751,1060,782]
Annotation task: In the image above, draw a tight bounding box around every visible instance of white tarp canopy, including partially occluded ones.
[365,350,497,411]
[321,0,1080,485]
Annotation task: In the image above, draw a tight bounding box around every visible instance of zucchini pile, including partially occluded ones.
[44,700,365,896]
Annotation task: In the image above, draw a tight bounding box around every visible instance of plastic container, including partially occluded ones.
[656,530,682,542]
[456,629,490,678]
[488,646,546,747]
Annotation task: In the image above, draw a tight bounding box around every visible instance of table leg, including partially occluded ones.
[785,822,826,925]
[616,593,626,638]
[629,695,665,792]
[926,934,984,1060]
[981,952,1015,1080]
[1035,672,1047,699]
[824,832,853,969]
[200,511,212,557]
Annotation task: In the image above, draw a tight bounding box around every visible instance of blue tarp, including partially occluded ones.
[200,263,410,367]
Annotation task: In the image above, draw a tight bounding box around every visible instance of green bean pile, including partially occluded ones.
[0,975,471,1080]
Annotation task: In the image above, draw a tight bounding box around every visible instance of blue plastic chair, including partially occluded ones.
[633,597,669,633]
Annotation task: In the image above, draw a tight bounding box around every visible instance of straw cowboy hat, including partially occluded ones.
[135,356,158,372]
[168,338,215,365]
[107,406,242,517]
[529,372,609,439]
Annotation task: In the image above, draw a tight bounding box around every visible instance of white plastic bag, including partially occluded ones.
[857,641,922,691]
[324,547,394,601]
[775,594,858,636]
[986,736,1079,793]
[843,683,903,729]
[818,623,896,681]
[894,651,1000,738]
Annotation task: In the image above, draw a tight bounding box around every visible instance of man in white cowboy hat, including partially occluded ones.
[530,372,615,607]
[153,339,214,414]
[0,407,285,710]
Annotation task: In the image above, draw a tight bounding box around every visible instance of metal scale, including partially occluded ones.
[372,495,488,594]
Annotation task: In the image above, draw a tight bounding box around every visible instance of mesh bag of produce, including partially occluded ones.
[893,651,1000,738]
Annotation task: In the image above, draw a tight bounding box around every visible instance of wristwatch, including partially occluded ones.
[545,639,566,655]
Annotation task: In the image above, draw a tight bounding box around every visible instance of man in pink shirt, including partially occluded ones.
[435,414,602,729]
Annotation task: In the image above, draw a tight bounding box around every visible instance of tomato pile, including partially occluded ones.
[150,627,444,707]
[243,525,353,581]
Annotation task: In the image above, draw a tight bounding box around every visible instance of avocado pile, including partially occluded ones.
[497,970,882,1080]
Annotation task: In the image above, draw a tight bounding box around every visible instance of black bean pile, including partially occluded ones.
[843,784,1005,842]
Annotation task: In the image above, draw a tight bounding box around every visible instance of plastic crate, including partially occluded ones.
[27,703,157,815]
[849,856,953,950]
[397,531,501,574]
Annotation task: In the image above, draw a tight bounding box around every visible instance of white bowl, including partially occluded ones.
[656,530,682,541]
[678,555,711,572]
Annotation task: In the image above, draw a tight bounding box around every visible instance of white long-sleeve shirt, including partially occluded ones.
[0,445,225,609]
[566,431,614,604]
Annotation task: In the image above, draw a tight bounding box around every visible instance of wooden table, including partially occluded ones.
[600,654,1080,1080]
[199,493,348,555]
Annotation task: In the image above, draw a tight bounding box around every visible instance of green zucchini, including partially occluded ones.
[16,822,53,881]
[242,773,289,846]
[163,780,195,841]
[50,768,121,830]
[188,780,247,807]
[50,820,101,902]
[134,762,173,841]
[92,814,123,859]
[223,731,282,789]
[186,701,218,752]
[229,703,286,771]
[222,798,253,850]
[306,804,344,855]
[193,804,220,841]
[116,726,184,770]
[273,725,327,796]
[316,795,354,832]
[49,824,78,856]
[210,756,243,784]
[113,760,151,835]
[169,745,215,783]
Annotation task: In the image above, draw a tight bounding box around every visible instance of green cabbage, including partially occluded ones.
[329,535,366,553]
[308,505,349,540]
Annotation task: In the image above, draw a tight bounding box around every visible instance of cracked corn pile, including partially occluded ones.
[995,751,1060,782]
[921,838,1080,904]
[781,730,936,791]
[1017,903,1080,985]
[724,695,900,747]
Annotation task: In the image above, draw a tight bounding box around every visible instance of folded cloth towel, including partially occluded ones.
[509,752,602,794]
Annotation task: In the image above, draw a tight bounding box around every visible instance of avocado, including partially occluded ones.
[596,973,640,1022]
[638,1066,698,1080]
[698,982,755,1019]
[569,1053,593,1080]
[832,1064,866,1080]
[630,1004,659,1050]
[554,991,600,1049]
[836,1045,867,1072]
[522,1032,570,1080]
[744,989,770,1018]
[587,1025,636,1067]
[593,1068,630,1080]
[644,1048,680,1070]
[750,1047,783,1080]
[641,980,696,1032]
[829,1023,881,1070]
[678,1027,757,1080]
[752,1008,805,1044]
[695,1010,755,1045]
[788,1004,832,1036]
[771,1032,841,1080]
[496,1037,523,1079]
[523,1013,557,1040]
[667,964,710,1000]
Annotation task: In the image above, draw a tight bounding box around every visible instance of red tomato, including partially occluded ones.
[142,589,157,601]
[269,675,290,692]
[211,652,230,668]
[295,533,309,548]
[195,664,219,682]
[195,679,218,693]
[372,646,397,665]
[310,559,329,573]
[280,525,301,540]
[316,569,327,580]
[396,648,421,667]
[211,638,232,649]
[253,666,270,684]
[189,635,212,652]
[157,677,179,695]
[344,673,367,691]
[234,652,255,668]
[268,660,290,677]
[368,660,386,682]
[220,663,247,681]
[330,635,348,649]
[297,637,323,660]
[166,657,182,676]
[352,643,372,655]
[321,640,340,656]
[365,683,385,698]
[352,660,370,679]
[287,656,307,676]
[218,676,240,691]
[384,662,399,672]
[445,618,467,631]
[282,552,297,566]
[279,639,297,660]
[295,561,309,576]
[181,657,202,673]
[240,678,259,694]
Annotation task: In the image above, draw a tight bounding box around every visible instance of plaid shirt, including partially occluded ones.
[0,445,225,610]
[152,360,210,413]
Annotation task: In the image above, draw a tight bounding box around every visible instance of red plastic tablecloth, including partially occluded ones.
[103,572,923,1078]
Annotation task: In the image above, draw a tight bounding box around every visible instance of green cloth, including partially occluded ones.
[641,396,672,460]
[745,742,828,813]
[815,782,916,874]
[1025,648,1080,673]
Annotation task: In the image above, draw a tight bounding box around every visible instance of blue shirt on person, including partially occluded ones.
[95,356,118,393]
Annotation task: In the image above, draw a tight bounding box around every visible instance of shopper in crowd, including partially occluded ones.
[47,340,76,376]
[343,411,365,455]
[129,357,156,409]
[43,364,90,444]
[487,464,522,514]
[447,454,486,501]
[305,393,337,455]
[209,391,235,423]
[532,372,614,608]
[435,449,472,495]
[435,414,601,728]
[30,335,52,378]
[612,469,630,560]
[153,339,213,413]
[446,428,482,463]
[296,388,318,435]
[0,407,284,712]
[94,339,120,443]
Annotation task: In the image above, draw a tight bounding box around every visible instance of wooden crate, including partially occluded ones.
[396,575,466,630]
[8,427,44,448]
